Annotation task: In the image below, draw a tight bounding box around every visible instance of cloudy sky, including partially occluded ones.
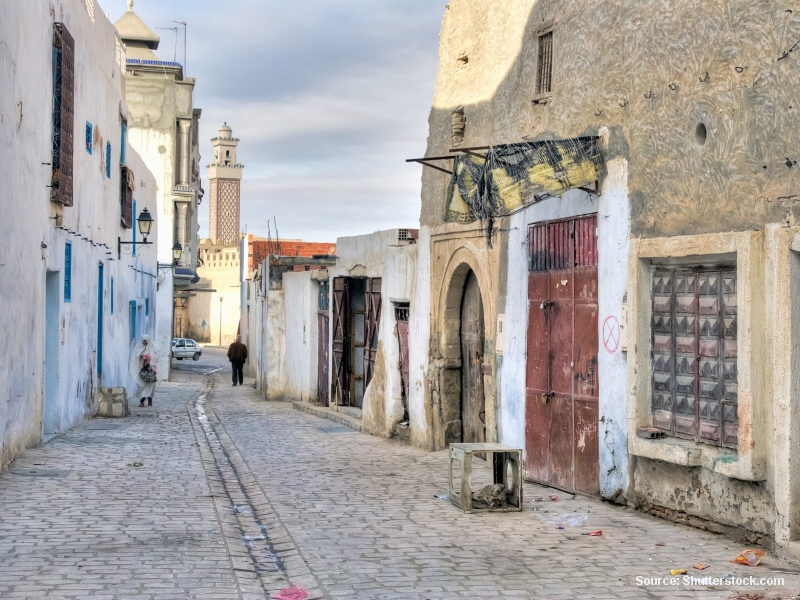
[106,0,448,243]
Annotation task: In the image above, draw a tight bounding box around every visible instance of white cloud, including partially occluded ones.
[106,0,446,242]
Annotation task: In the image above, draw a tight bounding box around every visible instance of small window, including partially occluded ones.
[64,241,72,302]
[145,298,149,315]
[105,142,111,178]
[651,267,738,448]
[110,277,114,314]
[536,31,553,95]
[85,122,92,154]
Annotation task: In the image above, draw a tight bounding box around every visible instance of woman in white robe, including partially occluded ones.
[129,335,159,407]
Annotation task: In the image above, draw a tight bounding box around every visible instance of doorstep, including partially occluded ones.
[291,401,363,432]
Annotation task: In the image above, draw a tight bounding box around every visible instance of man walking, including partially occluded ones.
[227,335,248,386]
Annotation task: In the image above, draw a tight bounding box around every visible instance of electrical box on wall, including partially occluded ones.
[496,314,505,354]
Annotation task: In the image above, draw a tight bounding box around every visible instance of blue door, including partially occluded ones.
[97,263,104,376]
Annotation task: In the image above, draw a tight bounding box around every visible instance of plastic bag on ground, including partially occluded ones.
[271,585,308,600]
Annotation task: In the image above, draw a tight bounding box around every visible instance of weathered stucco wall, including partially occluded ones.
[282,272,319,404]
[0,0,158,467]
[330,230,418,438]
[188,241,241,345]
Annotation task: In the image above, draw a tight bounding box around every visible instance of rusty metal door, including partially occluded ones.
[461,271,486,443]
[317,312,329,406]
[364,278,382,388]
[525,215,599,496]
[395,305,410,419]
[331,277,349,406]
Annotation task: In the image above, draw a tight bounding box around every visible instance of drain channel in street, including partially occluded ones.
[191,373,291,596]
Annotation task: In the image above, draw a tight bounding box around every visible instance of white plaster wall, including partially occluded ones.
[0,0,159,466]
[282,272,318,403]
[265,289,286,400]
[500,156,630,499]
[330,229,418,435]
[408,227,432,447]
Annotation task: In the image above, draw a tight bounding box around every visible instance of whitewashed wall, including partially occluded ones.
[0,0,159,467]
[329,230,418,437]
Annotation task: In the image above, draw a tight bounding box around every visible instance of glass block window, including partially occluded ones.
[64,241,72,302]
[651,267,738,448]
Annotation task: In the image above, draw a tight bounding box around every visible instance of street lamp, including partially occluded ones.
[172,240,183,265]
[118,208,155,258]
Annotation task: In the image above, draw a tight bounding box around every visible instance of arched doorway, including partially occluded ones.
[460,270,485,443]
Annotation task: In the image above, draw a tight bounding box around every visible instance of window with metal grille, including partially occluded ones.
[64,241,72,302]
[651,267,738,449]
[318,279,330,311]
[51,23,75,207]
[536,31,553,95]
[110,277,114,314]
[120,165,133,228]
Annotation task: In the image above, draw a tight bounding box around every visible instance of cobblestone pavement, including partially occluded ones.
[1,347,799,599]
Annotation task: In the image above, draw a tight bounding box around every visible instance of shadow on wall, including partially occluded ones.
[423,0,800,238]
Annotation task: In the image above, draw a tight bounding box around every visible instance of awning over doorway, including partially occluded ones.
[445,137,606,223]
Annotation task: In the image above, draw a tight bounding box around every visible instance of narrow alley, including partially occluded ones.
[0,348,797,599]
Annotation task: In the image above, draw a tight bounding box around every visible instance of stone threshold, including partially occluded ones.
[291,401,363,432]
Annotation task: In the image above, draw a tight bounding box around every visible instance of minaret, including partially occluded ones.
[207,123,243,245]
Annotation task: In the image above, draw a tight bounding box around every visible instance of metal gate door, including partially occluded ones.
[461,270,486,443]
[331,277,349,405]
[317,312,329,406]
[525,215,599,496]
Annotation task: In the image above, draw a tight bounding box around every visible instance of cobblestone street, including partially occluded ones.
[1,347,799,599]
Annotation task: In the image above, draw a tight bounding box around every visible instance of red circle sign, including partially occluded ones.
[603,316,620,353]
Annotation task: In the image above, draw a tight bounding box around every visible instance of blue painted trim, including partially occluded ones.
[64,241,72,302]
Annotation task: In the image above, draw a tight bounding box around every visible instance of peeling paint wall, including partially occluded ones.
[0,0,158,468]
[329,230,418,438]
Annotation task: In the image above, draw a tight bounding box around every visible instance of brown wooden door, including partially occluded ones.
[331,277,349,406]
[317,312,329,406]
[525,215,599,496]
[461,271,485,443]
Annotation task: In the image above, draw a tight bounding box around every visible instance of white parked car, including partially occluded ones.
[172,338,202,361]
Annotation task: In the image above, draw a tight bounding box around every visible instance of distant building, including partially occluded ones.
[115,1,203,377]
[208,123,244,246]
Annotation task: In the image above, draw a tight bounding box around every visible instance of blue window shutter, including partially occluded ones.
[129,301,136,341]
[110,277,114,314]
[145,298,149,315]
[120,121,127,165]
[64,241,72,302]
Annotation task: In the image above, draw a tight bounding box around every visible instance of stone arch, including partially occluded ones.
[434,247,494,448]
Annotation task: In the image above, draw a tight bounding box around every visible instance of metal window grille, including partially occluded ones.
[51,23,74,207]
[394,305,409,322]
[105,142,111,178]
[651,267,738,449]
[536,31,553,95]
[318,279,330,311]
[120,165,133,229]
[64,241,72,302]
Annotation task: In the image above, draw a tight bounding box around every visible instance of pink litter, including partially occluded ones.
[271,585,308,600]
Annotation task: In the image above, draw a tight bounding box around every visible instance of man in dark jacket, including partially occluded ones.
[227,336,248,386]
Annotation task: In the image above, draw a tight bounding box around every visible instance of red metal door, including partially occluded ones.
[461,271,486,443]
[317,312,330,406]
[331,277,349,405]
[525,215,599,496]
